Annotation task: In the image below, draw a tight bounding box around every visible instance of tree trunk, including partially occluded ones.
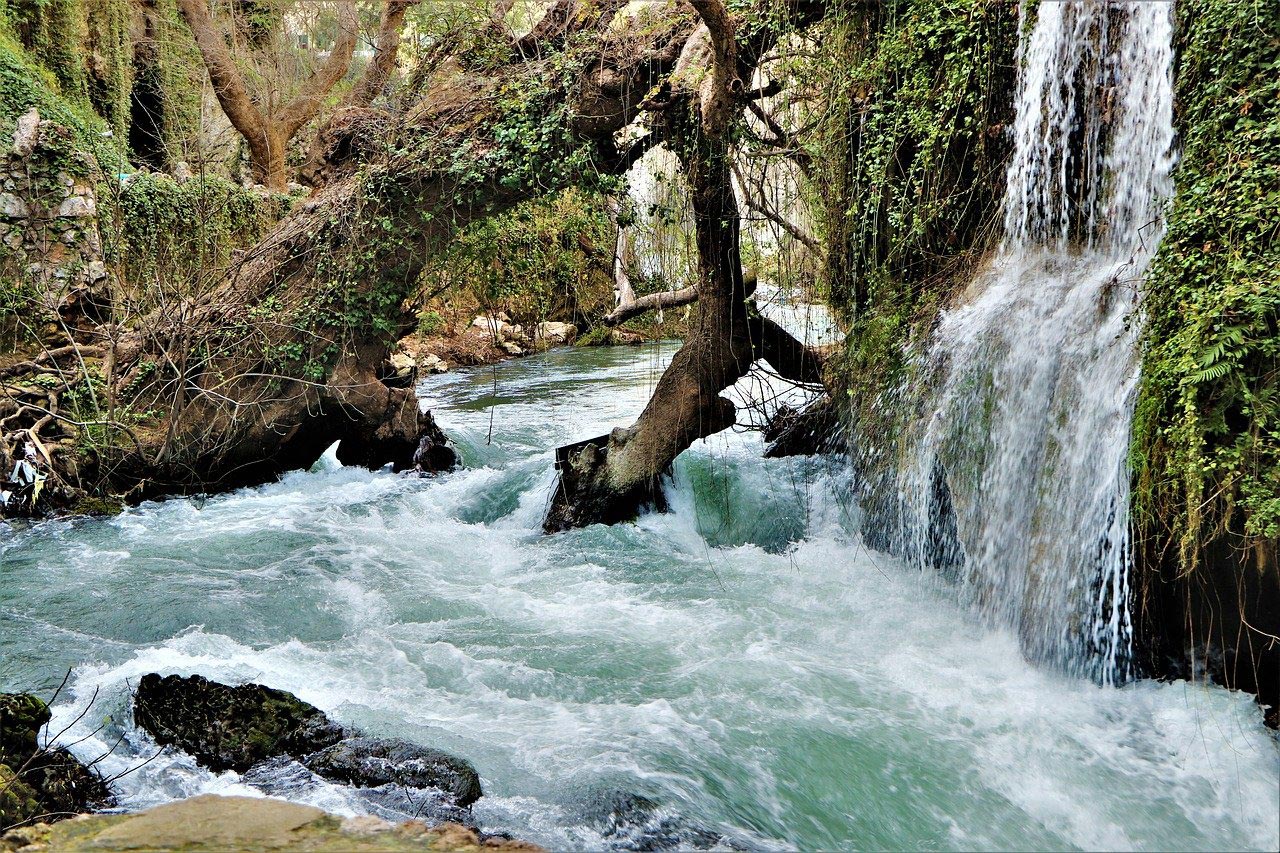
[247,127,288,190]
[545,114,761,530]
[83,8,701,499]
[178,0,358,190]
[544,0,828,532]
[0,2,829,516]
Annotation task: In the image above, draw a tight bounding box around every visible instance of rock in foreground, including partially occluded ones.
[0,693,111,830]
[132,674,483,807]
[0,794,543,852]
[133,674,346,774]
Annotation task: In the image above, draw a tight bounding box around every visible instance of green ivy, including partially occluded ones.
[814,0,1019,415]
[1132,0,1280,565]
[100,173,289,298]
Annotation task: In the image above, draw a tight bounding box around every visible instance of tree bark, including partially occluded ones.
[349,0,422,106]
[603,285,699,327]
[544,0,829,531]
[177,0,358,190]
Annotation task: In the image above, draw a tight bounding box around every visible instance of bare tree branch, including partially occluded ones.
[348,0,422,107]
[603,286,700,326]
[731,159,820,252]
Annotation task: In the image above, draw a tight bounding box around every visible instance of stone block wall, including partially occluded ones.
[0,108,107,296]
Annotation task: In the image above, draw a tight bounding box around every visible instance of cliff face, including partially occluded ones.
[821,0,1277,719]
[1131,0,1280,724]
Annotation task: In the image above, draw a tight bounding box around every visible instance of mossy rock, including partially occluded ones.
[133,674,346,774]
[0,693,112,829]
[0,764,41,830]
[0,694,49,764]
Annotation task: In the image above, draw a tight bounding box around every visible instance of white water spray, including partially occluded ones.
[891,0,1176,683]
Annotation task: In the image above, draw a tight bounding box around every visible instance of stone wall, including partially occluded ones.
[0,107,106,296]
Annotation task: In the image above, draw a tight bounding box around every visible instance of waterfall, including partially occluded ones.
[888,0,1176,683]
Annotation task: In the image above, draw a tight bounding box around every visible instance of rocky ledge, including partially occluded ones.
[0,794,544,852]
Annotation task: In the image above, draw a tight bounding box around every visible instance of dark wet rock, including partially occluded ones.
[352,782,476,826]
[410,414,459,475]
[242,755,476,826]
[763,397,843,458]
[132,674,346,773]
[0,693,112,829]
[337,408,459,475]
[578,790,733,852]
[132,675,485,811]
[303,737,482,807]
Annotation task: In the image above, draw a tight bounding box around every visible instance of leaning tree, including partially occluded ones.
[1,0,829,522]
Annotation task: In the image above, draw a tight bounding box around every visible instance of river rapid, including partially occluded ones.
[1,344,1277,851]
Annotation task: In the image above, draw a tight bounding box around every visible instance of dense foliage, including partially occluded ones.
[1133,0,1280,566]
[420,189,615,330]
[812,0,1018,414]
[102,172,290,300]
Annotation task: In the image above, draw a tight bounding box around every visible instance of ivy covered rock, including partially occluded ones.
[0,693,111,830]
[132,674,347,774]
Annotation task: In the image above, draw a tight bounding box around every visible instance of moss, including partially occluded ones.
[813,0,1019,420]
[0,764,41,830]
[127,0,203,167]
[99,173,290,299]
[0,21,123,172]
[5,0,87,106]
[0,694,49,765]
[68,494,123,516]
[82,0,131,137]
[1132,0,1279,568]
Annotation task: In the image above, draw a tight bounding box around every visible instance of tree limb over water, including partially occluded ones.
[0,0,830,518]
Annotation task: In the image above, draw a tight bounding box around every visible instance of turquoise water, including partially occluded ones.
[1,345,1277,851]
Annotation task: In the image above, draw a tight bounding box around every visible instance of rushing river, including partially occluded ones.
[1,344,1277,851]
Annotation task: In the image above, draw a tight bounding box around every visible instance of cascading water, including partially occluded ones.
[889,0,1176,683]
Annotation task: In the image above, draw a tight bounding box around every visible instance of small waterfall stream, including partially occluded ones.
[888,0,1176,683]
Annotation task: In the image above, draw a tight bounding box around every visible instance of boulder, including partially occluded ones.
[535,322,578,345]
[302,737,482,807]
[56,195,95,219]
[388,351,416,379]
[132,674,345,774]
[0,694,47,762]
[411,415,459,474]
[420,354,448,374]
[576,790,730,851]
[131,676,483,812]
[0,193,27,220]
[0,693,112,829]
[11,109,38,157]
[501,341,524,356]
